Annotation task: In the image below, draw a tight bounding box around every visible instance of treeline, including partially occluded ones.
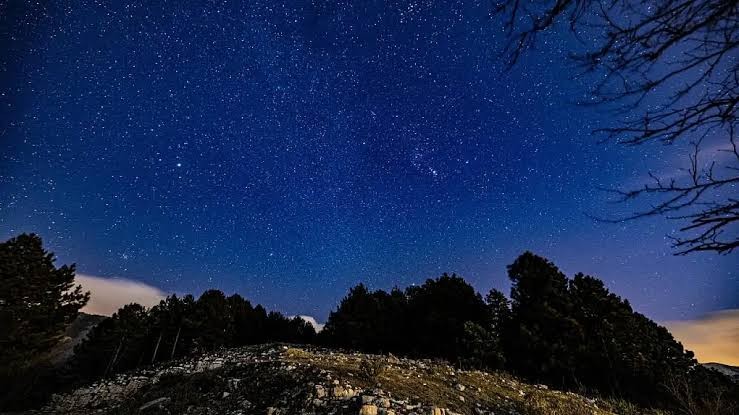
[72,290,316,379]
[0,234,314,410]
[1,233,737,414]
[320,252,738,411]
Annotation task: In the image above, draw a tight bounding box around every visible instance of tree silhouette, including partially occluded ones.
[0,234,89,371]
[506,252,584,386]
[72,303,149,378]
[405,274,489,360]
[321,284,387,352]
[71,288,315,382]
[0,233,89,409]
[495,0,739,254]
[193,289,233,351]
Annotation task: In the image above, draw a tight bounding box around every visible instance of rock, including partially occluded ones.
[39,343,613,415]
[228,378,241,391]
[360,404,379,415]
[139,396,170,411]
[332,385,356,398]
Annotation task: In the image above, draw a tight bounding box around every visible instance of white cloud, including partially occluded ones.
[665,309,739,366]
[75,274,167,316]
[295,315,325,332]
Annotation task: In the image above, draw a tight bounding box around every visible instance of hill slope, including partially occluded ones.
[32,344,657,415]
[703,363,739,383]
[48,313,107,365]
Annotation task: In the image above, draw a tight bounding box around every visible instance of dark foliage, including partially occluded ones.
[72,303,150,378]
[504,252,705,405]
[322,252,738,411]
[71,289,316,383]
[505,252,584,386]
[320,274,490,360]
[0,234,89,410]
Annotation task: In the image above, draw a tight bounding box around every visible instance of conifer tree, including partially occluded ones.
[506,252,584,386]
[0,233,89,374]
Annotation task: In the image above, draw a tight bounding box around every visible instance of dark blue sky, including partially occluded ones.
[1,0,736,322]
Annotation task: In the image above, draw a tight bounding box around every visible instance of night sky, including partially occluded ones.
[1,0,736,324]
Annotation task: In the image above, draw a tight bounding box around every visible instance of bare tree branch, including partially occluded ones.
[495,0,739,254]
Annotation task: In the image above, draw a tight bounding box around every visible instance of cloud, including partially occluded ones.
[75,274,167,316]
[665,309,739,366]
[294,315,325,332]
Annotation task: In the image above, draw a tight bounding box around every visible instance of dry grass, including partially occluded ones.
[284,347,629,415]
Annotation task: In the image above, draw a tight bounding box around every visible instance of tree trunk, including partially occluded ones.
[151,331,163,364]
[170,325,182,360]
[105,335,125,377]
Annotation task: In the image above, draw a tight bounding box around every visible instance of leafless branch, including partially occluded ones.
[495,0,739,254]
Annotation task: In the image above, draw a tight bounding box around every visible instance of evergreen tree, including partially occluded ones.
[460,321,505,369]
[506,252,584,386]
[193,290,233,351]
[485,288,511,334]
[72,303,149,379]
[146,294,195,363]
[228,294,258,346]
[405,273,488,360]
[321,274,491,361]
[372,287,409,353]
[0,234,89,373]
[321,284,385,352]
[460,288,510,370]
[0,233,89,409]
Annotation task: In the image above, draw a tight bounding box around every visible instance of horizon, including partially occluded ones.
[65,253,738,366]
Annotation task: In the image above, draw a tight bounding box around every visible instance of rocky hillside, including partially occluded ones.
[703,363,739,383]
[28,344,657,415]
[48,313,107,365]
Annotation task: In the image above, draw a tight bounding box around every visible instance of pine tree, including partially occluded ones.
[506,252,584,386]
[193,290,233,351]
[72,303,148,379]
[405,274,489,360]
[321,284,382,351]
[0,233,89,374]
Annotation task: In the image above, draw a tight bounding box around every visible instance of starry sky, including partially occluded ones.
[1,0,736,323]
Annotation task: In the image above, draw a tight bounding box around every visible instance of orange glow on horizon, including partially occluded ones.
[666,309,739,366]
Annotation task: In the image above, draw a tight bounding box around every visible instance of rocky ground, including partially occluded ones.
[26,344,655,415]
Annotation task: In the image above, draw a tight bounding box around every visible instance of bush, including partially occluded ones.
[359,359,386,383]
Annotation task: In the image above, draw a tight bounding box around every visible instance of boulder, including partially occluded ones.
[360,404,379,415]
